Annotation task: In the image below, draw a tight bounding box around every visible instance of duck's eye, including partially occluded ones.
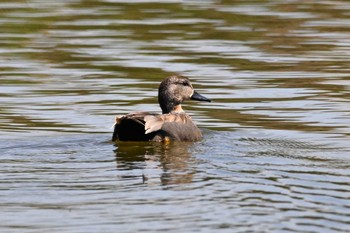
[182,82,190,86]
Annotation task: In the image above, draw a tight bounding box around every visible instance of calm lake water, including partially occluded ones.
[1,0,350,232]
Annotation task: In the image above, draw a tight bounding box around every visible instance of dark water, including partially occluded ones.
[1,0,350,232]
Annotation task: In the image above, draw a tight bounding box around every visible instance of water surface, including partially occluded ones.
[1,0,350,232]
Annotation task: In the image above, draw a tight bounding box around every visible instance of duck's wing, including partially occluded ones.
[144,113,186,134]
[144,113,202,141]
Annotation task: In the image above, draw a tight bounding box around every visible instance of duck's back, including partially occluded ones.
[112,112,202,142]
[112,112,157,141]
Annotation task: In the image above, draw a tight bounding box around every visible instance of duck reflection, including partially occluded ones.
[114,141,196,185]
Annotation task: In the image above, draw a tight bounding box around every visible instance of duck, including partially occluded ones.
[112,74,211,142]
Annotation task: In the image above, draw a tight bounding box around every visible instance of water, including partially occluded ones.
[1,0,350,232]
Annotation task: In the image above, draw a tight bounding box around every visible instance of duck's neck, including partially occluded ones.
[160,101,184,114]
[171,105,184,114]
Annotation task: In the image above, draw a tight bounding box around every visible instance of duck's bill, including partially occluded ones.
[191,91,211,102]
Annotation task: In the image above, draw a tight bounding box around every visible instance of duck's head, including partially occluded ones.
[158,75,211,114]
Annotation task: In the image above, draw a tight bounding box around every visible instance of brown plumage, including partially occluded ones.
[112,75,211,142]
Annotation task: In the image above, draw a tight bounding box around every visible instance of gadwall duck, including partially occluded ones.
[112,75,211,142]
